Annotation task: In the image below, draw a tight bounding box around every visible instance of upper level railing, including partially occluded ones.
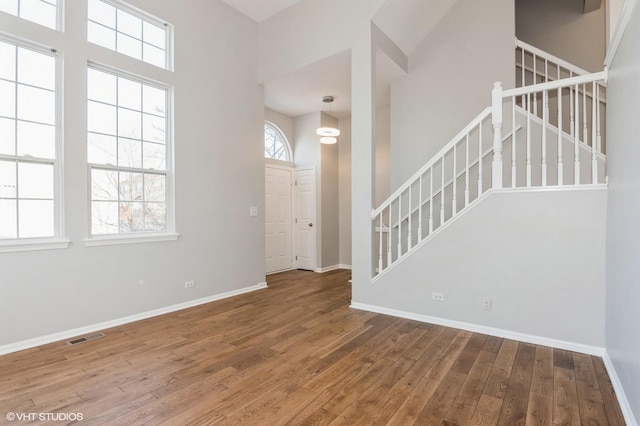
[516,38,590,85]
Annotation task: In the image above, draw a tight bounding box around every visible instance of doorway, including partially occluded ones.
[294,167,316,271]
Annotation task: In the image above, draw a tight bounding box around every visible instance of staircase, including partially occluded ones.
[372,39,607,280]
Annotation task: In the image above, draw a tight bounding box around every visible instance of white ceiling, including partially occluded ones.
[263,50,406,118]
[219,0,304,22]
[223,0,455,119]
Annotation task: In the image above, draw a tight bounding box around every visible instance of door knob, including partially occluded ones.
[308,223,313,227]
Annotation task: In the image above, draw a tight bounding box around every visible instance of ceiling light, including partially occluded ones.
[317,96,340,143]
[317,127,340,137]
[320,136,337,144]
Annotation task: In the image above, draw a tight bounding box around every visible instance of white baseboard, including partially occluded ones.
[350,302,605,356]
[266,268,293,276]
[0,282,268,356]
[315,264,352,273]
[603,351,639,426]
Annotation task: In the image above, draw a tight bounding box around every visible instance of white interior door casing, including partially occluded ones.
[265,166,293,274]
[295,168,316,271]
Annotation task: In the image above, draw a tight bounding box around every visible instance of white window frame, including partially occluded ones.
[0,36,69,253]
[86,0,173,71]
[264,121,292,163]
[0,0,63,31]
[84,62,176,247]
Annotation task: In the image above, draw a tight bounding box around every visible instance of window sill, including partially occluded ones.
[84,233,180,247]
[0,239,71,253]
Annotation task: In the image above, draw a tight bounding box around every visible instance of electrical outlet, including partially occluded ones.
[185,280,195,288]
[432,292,444,301]
[483,298,492,311]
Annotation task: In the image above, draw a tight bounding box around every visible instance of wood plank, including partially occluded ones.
[530,345,554,396]
[497,342,536,425]
[444,346,500,425]
[482,339,519,399]
[328,355,416,424]
[469,394,504,425]
[553,365,581,425]
[525,391,553,426]
[573,353,609,425]
[592,356,626,426]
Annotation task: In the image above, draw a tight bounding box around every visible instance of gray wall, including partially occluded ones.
[516,0,606,72]
[605,0,640,421]
[338,117,352,268]
[355,188,607,348]
[375,106,391,205]
[390,0,515,189]
[0,0,265,347]
[320,114,340,268]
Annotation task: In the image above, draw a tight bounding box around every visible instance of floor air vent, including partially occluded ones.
[67,333,106,345]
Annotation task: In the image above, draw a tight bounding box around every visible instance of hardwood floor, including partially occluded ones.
[0,269,626,425]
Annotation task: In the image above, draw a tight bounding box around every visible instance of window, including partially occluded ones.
[264,122,291,162]
[87,66,171,237]
[87,0,170,69]
[0,39,61,243]
[0,0,59,30]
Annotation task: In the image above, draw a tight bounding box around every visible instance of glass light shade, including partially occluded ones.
[316,127,340,137]
[320,136,337,144]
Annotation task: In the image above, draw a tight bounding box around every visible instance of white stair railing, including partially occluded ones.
[373,70,607,279]
[372,108,492,275]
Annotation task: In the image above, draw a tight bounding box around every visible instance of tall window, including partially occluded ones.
[264,122,291,162]
[0,40,59,241]
[0,0,59,30]
[87,0,170,69]
[87,66,170,236]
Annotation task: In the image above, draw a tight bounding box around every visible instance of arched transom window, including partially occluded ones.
[264,122,291,161]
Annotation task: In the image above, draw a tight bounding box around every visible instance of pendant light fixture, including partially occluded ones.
[317,96,340,144]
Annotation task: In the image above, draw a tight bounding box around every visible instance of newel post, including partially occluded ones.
[491,82,503,189]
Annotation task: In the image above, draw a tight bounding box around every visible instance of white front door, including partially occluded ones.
[295,168,316,271]
[265,166,293,274]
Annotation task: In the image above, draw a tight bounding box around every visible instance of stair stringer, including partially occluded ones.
[357,186,607,350]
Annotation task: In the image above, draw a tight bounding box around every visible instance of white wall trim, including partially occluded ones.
[603,351,639,426]
[266,268,294,276]
[0,282,268,356]
[84,233,180,247]
[605,0,638,68]
[0,239,71,253]
[315,264,351,273]
[350,302,605,357]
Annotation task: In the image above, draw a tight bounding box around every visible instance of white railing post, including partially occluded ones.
[378,214,383,273]
[491,82,503,189]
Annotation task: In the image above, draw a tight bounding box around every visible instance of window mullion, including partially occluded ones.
[14,159,20,238]
[140,85,146,231]
[13,43,19,239]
